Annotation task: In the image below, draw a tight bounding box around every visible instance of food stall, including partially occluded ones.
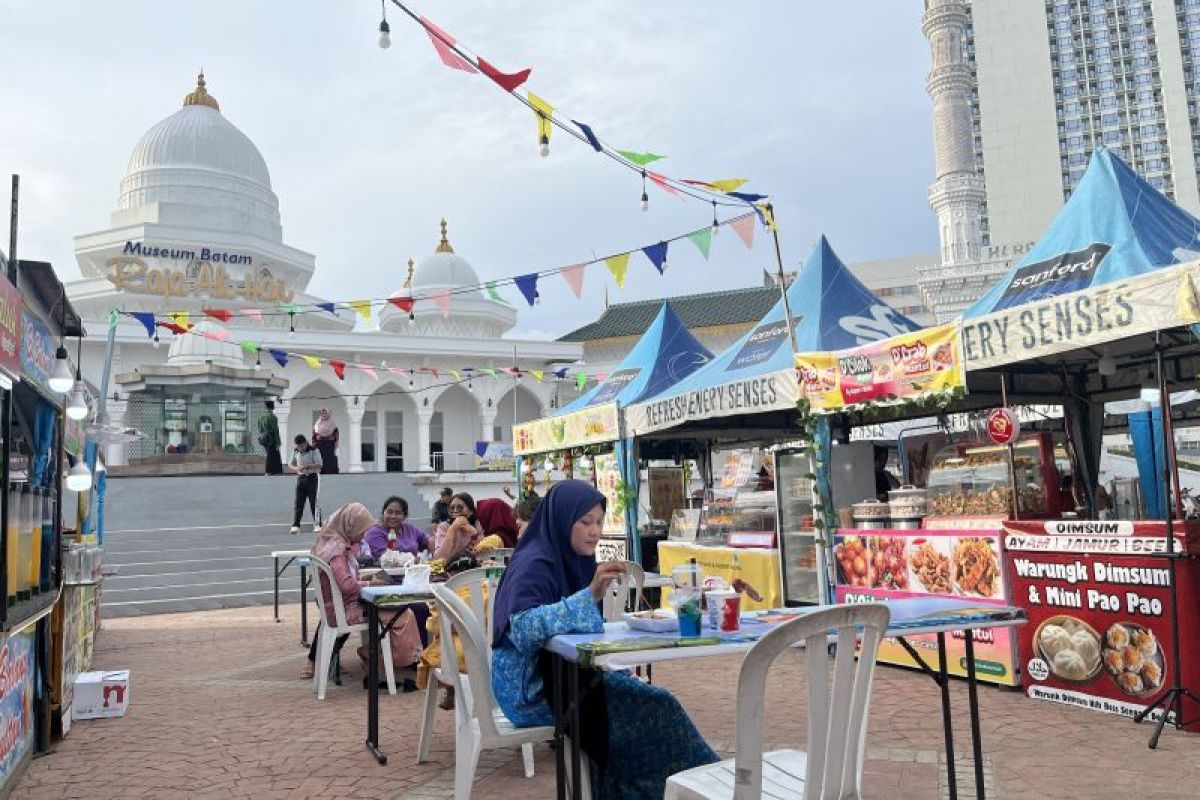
[625,236,922,609]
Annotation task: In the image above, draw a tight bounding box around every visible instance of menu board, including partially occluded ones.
[834,527,1019,686]
[592,453,626,536]
[1003,520,1200,728]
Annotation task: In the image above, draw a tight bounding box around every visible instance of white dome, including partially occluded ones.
[166,320,245,369]
[410,220,481,293]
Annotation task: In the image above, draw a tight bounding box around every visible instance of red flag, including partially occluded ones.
[156,321,190,335]
[731,214,756,248]
[648,172,683,199]
[424,367,440,379]
[330,359,346,381]
[203,308,232,323]
[388,295,414,313]
[419,17,478,74]
[478,57,531,93]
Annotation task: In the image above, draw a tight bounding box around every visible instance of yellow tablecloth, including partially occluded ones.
[656,541,781,612]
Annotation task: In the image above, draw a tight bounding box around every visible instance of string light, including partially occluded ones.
[378,0,391,49]
[152,332,160,349]
[408,310,416,326]
[711,200,720,236]
[640,170,649,212]
[254,351,262,371]
[539,133,549,158]
[288,311,295,338]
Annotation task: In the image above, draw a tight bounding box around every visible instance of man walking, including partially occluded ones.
[289,434,323,534]
[259,400,283,475]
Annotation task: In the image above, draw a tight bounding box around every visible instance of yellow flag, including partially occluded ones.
[173,311,190,329]
[711,178,748,193]
[605,253,630,288]
[528,92,554,141]
[531,370,544,382]
[758,203,778,232]
[349,300,372,322]
[302,355,321,369]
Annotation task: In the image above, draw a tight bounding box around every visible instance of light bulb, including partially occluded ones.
[640,192,649,212]
[712,220,720,236]
[65,460,92,493]
[49,347,74,394]
[378,20,391,49]
[408,311,416,326]
[539,136,549,157]
[288,314,296,337]
[152,334,160,349]
[66,381,89,421]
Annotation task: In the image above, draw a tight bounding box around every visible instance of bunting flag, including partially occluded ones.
[240,341,260,355]
[531,370,545,382]
[269,349,288,368]
[425,367,440,379]
[131,312,156,338]
[451,369,463,381]
[576,371,587,391]
[528,92,554,146]
[573,120,602,152]
[478,57,531,93]
[349,300,372,322]
[157,321,189,335]
[728,191,768,203]
[682,178,749,193]
[687,228,713,260]
[484,368,498,379]
[605,253,630,288]
[642,241,669,275]
[561,264,585,298]
[357,364,379,381]
[647,171,682,198]
[432,289,451,318]
[330,359,346,381]
[484,281,504,302]
[731,214,756,249]
[595,373,607,383]
[514,273,539,306]
[203,308,231,323]
[616,150,665,166]
[758,203,778,232]
[388,295,414,314]
[243,308,264,325]
[554,368,568,380]
[202,327,231,342]
[172,311,190,329]
[278,303,300,316]
[301,354,321,369]
[316,302,336,314]
[420,17,478,73]
[387,366,407,377]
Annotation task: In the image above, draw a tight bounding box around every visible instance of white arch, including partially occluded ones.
[361,381,420,472]
[431,382,482,471]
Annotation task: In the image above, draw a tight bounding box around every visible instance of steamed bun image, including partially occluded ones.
[1039,624,1073,659]
[1053,649,1090,681]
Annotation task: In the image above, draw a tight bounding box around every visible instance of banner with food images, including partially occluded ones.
[833,527,1019,686]
[513,402,620,455]
[1003,520,1200,728]
[795,322,965,411]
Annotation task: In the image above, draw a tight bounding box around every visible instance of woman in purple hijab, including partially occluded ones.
[490,480,717,799]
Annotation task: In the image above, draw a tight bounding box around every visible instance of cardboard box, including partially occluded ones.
[72,670,130,720]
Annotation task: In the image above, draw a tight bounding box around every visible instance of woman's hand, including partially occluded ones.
[589,561,628,602]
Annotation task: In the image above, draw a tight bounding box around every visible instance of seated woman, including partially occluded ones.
[491,480,718,799]
[472,498,519,558]
[362,496,432,560]
[304,503,423,690]
[433,492,482,561]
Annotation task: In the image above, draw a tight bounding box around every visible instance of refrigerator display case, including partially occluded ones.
[926,432,1061,521]
[774,448,826,605]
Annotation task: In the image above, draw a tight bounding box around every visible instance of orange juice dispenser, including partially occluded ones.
[5,483,17,604]
[28,487,42,595]
[16,485,31,600]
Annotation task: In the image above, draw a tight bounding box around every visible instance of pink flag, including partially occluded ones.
[561,264,586,298]
[420,17,478,73]
[432,289,451,318]
[243,308,264,325]
[202,327,230,342]
[357,364,379,381]
[647,172,683,199]
[387,366,407,377]
[731,215,756,249]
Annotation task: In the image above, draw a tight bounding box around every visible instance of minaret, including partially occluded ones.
[923,0,986,266]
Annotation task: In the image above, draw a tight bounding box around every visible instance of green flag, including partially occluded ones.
[485,281,505,302]
[616,149,665,166]
[484,368,498,379]
[576,371,587,391]
[240,341,260,354]
[687,228,713,260]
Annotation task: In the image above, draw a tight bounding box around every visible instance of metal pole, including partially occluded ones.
[1000,375,1020,520]
[7,175,17,283]
[765,204,801,357]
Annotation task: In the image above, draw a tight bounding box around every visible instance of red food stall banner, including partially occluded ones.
[0,274,22,380]
[1003,521,1200,728]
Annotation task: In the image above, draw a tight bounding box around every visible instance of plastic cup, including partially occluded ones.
[671,586,702,637]
[719,593,742,633]
[705,590,735,629]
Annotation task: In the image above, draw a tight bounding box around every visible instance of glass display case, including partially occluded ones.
[696,488,776,547]
[926,432,1061,519]
[774,448,826,605]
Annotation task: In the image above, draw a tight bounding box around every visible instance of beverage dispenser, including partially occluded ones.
[39,489,54,591]
[28,487,42,595]
[4,483,17,605]
[16,485,31,599]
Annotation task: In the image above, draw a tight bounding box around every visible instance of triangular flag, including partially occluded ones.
[647,172,682,198]
[484,281,504,302]
[757,203,778,232]
[240,341,260,355]
[572,120,603,152]
[172,311,190,329]
[388,295,414,314]
[514,273,539,306]
[426,367,440,379]
[532,370,545,382]
[357,364,379,381]
[576,371,587,391]
[451,369,463,382]
[203,308,231,323]
[616,150,665,166]
[595,373,607,383]
[432,289,451,318]
[330,360,346,381]
[316,302,336,314]
[478,57,531,93]
[419,17,478,73]
[202,327,231,342]
[157,321,189,335]
[687,228,713,260]
[560,264,585,298]
[731,215,756,249]
[278,303,300,315]
[528,92,554,144]
[554,368,568,380]
[605,253,630,288]
[387,366,407,377]
[243,308,264,325]
[711,179,749,193]
[642,242,669,275]
[301,355,321,369]
[484,368,498,379]
[269,349,288,368]
[728,191,768,203]
[349,300,372,322]
[130,312,156,338]
[681,179,717,190]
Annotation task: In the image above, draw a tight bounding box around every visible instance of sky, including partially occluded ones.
[0,0,938,340]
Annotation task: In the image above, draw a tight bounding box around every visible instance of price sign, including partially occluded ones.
[987,407,1019,446]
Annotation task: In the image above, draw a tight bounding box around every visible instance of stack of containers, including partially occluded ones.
[16,485,31,600]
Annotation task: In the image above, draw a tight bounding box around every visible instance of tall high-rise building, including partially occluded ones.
[918,0,1200,321]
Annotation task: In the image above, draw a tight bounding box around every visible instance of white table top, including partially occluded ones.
[271,549,313,559]
[547,597,1026,670]
[358,584,437,605]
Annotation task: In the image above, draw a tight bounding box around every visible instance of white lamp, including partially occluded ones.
[66,381,89,421]
[48,347,74,394]
[1140,369,1160,403]
[65,460,92,492]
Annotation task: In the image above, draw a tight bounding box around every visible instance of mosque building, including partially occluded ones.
[66,74,581,475]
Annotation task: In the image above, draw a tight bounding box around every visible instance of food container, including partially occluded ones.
[890,518,922,530]
[705,589,736,628]
[403,564,432,588]
[887,485,928,518]
[851,500,890,530]
[623,609,678,633]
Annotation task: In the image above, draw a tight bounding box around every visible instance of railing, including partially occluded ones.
[430,451,481,472]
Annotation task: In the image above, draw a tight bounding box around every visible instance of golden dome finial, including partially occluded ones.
[403,258,416,289]
[436,218,454,254]
[183,71,220,111]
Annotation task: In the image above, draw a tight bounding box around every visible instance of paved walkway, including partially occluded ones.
[13,604,1198,799]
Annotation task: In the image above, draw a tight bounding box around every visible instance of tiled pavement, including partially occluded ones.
[13,605,1198,799]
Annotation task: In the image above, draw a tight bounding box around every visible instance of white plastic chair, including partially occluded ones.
[310,556,397,700]
[431,583,559,800]
[665,603,891,800]
[601,560,646,622]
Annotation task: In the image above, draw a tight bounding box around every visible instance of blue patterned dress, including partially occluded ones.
[492,588,719,800]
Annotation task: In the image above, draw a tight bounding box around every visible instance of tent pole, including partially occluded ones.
[1000,374,1020,520]
[765,204,801,356]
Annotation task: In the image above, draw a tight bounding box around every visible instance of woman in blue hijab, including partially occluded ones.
[491,480,717,799]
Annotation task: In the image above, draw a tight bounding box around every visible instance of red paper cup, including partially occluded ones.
[720,593,741,632]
